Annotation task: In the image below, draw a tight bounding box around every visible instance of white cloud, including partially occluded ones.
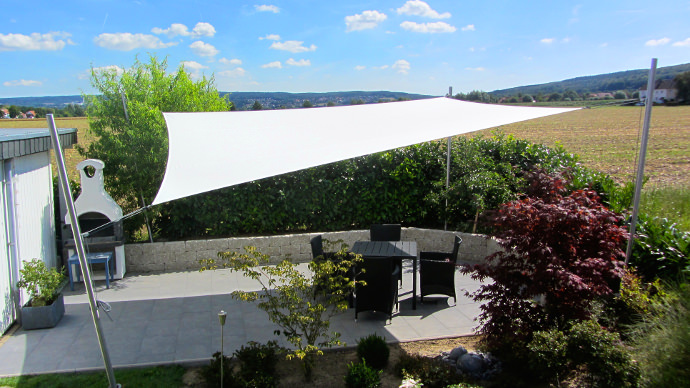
[152,22,216,38]
[540,38,555,44]
[286,58,311,66]
[465,67,485,71]
[94,33,176,50]
[255,4,280,13]
[355,65,366,71]
[461,24,475,31]
[3,79,42,87]
[392,59,411,74]
[259,34,281,40]
[269,40,317,53]
[262,61,282,69]
[152,23,189,38]
[94,65,125,76]
[219,68,246,77]
[181,61,208,71]
[345,10,387,32]
[220,58,242,65]
[191,23,216,38]
[645,37,670,46]
[190,41,219,56]
[672,38,690,47]
[0,32,72,51]
[400,21,456,33]
[600,43,609,47]
[562,37,571,43]
[396,0,450,19]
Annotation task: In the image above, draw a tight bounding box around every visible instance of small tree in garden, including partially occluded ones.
[200,243,360,380]
[464,170,628,349]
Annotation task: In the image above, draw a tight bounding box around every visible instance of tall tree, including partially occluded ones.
[675,71,690,103]
[78,55,232,223]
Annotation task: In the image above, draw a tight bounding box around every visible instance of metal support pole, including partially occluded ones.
[444,86,453,231]
[445,136,451,231]
[625,58,657,264]
[48,114,119,388]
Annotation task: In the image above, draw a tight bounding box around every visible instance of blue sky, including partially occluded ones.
[1,0,689,98]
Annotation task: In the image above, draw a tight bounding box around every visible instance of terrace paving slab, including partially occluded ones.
[0,263,485,377]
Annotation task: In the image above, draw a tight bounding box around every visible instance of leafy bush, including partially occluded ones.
[234,341,281,387]
[344,360,381,388]
[16,259,65,306]
[356,333,390,370]
[628,215,690,282]
[463,172,627,349]
[629,281,690,387]
[201,351,236,388]
[395,353,462,388]
[528,321,640,388]
[200,244,361,380]
[154,134,592,240]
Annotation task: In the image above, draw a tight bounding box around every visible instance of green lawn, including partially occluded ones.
[0,365,186,388]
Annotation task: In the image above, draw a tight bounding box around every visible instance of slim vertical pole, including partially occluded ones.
[218,310,227,388]
[445,87,452,231]
[48,115,119,388]
[625,58,657,264]
[445,136,451,231]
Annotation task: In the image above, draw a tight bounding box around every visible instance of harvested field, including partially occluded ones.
[472,106,690,188]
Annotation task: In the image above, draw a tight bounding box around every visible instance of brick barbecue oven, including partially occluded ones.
[62,159,126,282]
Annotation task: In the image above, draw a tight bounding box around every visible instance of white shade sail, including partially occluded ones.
[152,97,579,206]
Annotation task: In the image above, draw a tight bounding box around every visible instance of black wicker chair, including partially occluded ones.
[420,235,462,304]
[354,256,399,322]
[370,224,401,242]
[310,234,336,261]
[370,224,403,285]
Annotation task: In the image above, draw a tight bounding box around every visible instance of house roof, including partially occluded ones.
[640,78,677,90]
[0,128,77,160]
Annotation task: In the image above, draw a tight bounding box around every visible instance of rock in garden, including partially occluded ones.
[458,353,487,374]
[448,345,468,361]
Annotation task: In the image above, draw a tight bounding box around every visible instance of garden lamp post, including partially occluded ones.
[218,310,227,388]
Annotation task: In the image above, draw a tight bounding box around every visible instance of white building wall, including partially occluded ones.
[11,153,57,308]
[0,160,16,334]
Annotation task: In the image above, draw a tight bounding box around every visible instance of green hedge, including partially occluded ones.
[152,134,601,240]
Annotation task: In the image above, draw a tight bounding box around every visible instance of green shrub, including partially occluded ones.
[628,215,690,282]
[344,360,381,388]
[567,320,639,387]
[527,329,568,381]
[395,353,462,388]
[356,333,390,370]
[630,282,690,387]
[234,341,281,387]
[200,351,236,388]
[527,321,639,388]
[16,259,65,306]
[154,134,593,240]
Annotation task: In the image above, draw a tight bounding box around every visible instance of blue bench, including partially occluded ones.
[68,252,114,291]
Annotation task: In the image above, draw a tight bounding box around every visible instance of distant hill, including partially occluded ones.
[491,63,690,97]
[3,62,688,108]
[221,91,432,110]
[0,95,84,108]
[0,91,431,110]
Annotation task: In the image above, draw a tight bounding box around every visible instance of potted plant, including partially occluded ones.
[16,259,66,329]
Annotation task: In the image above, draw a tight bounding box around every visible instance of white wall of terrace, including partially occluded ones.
[124,228,501,273]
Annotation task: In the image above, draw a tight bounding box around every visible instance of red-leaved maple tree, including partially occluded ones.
[464,170,627,348]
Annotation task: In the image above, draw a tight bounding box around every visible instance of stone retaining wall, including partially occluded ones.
[124,228,502,273]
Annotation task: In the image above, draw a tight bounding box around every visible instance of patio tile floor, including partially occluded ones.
[0,263,485,377]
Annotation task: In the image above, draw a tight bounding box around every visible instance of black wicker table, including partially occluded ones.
[351,241,418,309]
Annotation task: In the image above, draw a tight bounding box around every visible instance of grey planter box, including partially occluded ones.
[20,294,65,330]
